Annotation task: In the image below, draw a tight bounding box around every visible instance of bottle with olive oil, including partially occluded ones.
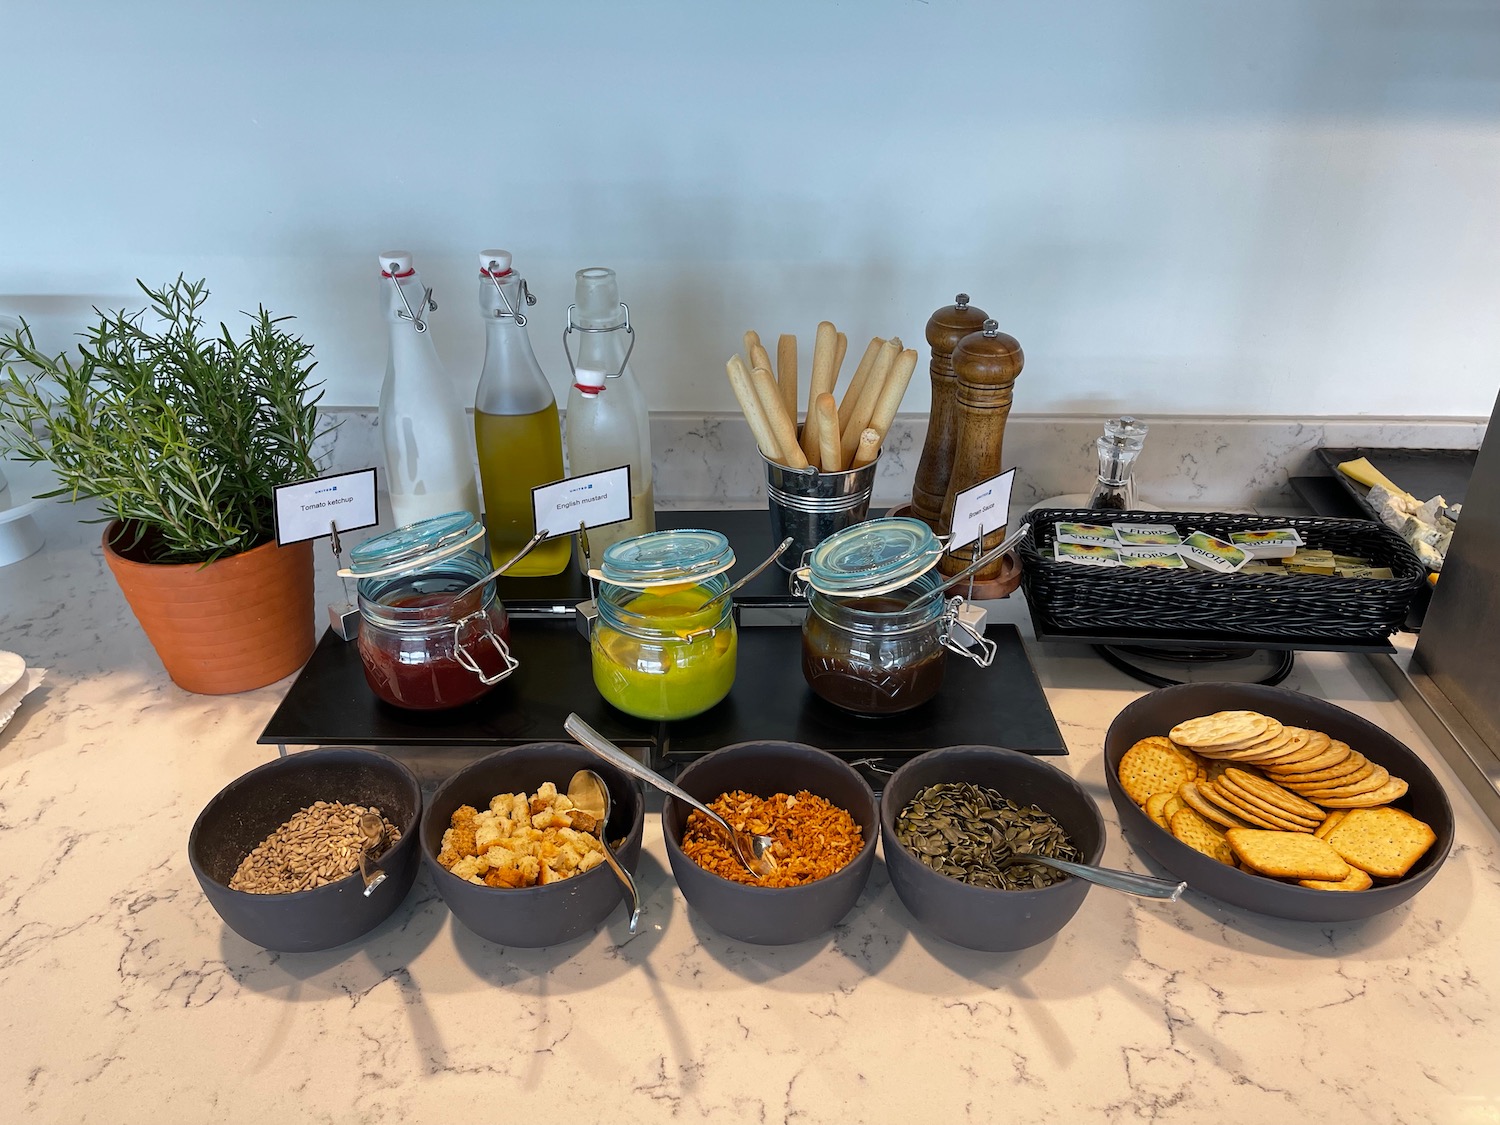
[472,249,571,575]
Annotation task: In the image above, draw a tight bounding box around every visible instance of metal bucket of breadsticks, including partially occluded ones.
[763,454,881,571]
[727,322,918,571]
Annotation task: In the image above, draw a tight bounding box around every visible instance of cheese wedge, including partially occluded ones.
[1336,457,1415,503]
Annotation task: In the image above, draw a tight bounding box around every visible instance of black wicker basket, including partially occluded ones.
[1019,509,1425,645]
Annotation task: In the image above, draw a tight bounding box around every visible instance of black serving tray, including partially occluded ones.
[1315,446,1477,524]
[259,617,1067,769]
[658,622,1066,760]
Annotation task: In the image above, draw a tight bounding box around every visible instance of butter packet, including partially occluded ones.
[1286,548,1336,575]
[1240,562,1286,575]
[1117,546,1187,569]
[1228,528,1304,560]
[1336,565,1395,579]
[1113,522,1182,547]
[1053,542,1121,567]
[1179,530,1249,573]
[1054,522,1119,547]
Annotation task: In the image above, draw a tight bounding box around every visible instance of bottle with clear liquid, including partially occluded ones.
[377,251,481,529]
[1087,416,1150,511]
[564,267,655,568]
[473,249,571,575]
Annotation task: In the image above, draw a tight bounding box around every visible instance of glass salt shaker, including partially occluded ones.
[1087,416,1149,511]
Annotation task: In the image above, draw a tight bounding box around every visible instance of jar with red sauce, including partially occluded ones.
[346,512,516,710]
[796,518,995,715]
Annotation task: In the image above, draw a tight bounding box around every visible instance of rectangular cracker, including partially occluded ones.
[1323,807,1437,878]
[1224,829,1351,881]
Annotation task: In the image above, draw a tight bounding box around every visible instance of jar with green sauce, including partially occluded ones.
[589,529,738,721]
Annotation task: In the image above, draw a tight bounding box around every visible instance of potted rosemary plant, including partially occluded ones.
[0,277,333,693]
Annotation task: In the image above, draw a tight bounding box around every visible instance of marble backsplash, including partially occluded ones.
[321,409,1487,513]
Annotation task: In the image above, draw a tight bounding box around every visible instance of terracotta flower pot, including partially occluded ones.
[102,523,316,695]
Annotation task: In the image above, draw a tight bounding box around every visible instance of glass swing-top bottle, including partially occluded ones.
[376,251,481,529]
[472,249,572,576]
[563,266,655,566]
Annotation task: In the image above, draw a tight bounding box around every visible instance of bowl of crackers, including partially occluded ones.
[1104,683,1453,922]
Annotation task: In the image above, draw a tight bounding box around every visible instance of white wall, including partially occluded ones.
[3,0,1498,418]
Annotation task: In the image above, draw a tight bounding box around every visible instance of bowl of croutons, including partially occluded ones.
[420,742,646,947]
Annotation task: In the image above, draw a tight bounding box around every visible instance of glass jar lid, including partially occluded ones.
[342,511,487,580]
[805,517,944,596]
[596,529,735,588]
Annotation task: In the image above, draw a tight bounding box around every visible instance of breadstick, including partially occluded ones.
[837,337,885,430]
[743,330,762,360]
[841,336,900,465]
[832,332,848,384]
[726,354,782,462]
[752,364,810,469]
[749,340,773,377]
[852,427,881,468]
[800,321,840,463]
[814,393,842,473]
[865,347,920,442]
[776,333,798,428]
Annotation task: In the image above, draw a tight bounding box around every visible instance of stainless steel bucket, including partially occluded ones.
[763,453,880,571]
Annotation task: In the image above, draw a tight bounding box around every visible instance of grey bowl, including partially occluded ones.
[188,747,423,953]
[661,741,879,945]
[420,742,645,947]
[1104,682,1454,922]
[880,746,1106,952]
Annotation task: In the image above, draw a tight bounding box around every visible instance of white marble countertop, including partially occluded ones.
[1,493,1498,1125]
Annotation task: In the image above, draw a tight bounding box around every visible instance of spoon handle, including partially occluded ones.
[916,523,1032,607]
[456,527,550,600]
[597,840,641,934]
[1035,855,1186,901]
[564,714,730,832]
[694,537,794,612]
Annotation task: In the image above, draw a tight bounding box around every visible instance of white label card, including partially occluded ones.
[274,469,379,546]
[948,467,1018,551]
[531,465,634,538]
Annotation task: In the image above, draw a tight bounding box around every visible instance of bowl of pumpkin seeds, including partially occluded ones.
[880,746,1105,951]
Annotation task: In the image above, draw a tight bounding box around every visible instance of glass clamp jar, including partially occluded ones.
[587,529,739,721]
[795,517,996,715]
[341,512,517,710]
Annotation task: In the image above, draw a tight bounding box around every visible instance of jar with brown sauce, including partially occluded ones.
[797,518,995,715]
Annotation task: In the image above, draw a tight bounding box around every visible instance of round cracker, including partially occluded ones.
[1220,767,1326,820]
[1313,777,1410,808]
[1177,780,1254,830]
[1169,711,1271,750]
[1296,767,1394,800]
[1198,780,1310,831]
[1118,737,1201,805]
[1267,753,1371,787]
[1266,742,1352,774]
[1207,779,1321,830]
[1168,806,1236,865]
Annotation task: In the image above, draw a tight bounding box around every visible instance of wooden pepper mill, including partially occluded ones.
[938,318,1024,587]
[910,294,989,528]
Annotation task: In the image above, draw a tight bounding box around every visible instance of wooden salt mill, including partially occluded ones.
[910,294,989,528]
[937,318,1024,589]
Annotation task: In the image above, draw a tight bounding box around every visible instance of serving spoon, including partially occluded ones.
[356,812,388,896]
[566,768,642,933]
[1002,852,1185,901]
[563,713,778,880]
